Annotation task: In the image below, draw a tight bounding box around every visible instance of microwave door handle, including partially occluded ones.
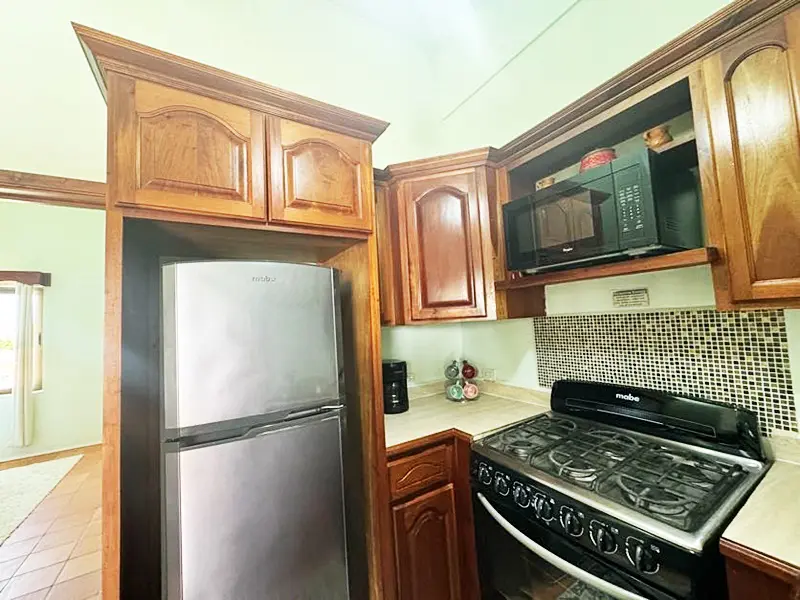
[476,493,649,600]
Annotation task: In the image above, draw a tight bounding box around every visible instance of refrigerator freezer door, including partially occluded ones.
[162,261,342,432]
[163,412,349,600]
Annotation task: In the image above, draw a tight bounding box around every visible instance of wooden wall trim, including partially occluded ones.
[0,271,51,286]
[721,538,800,584]
[496,0,798,167]
[72,23,389,142]
[0,169,105,209]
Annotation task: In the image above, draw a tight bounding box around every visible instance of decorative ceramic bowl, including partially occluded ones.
[579,148,617,172]
[643,125,673,149]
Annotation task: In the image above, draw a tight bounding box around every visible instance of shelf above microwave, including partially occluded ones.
[495,247,718,291]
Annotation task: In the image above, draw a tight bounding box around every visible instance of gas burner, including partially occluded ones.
[547,449,600,484]
[616,474,693,517]
[507,440,534,459]
[585,429,639,461]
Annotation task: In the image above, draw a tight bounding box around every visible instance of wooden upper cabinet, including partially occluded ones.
[702,7,800,302]
[268,117,374,232]
[375,178,400,325]
[391,161,496,323]
[392,484,462,600]
[108,76,267,220]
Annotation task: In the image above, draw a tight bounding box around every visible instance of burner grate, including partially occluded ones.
[596,447,745,531]
[483,414,578,462]
[533,430,640,489]
[478,413,749,532]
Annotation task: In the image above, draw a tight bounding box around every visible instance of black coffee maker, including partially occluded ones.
[382,359,409,414]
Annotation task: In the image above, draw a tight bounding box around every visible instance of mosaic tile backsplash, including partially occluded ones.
[533,309,796,435]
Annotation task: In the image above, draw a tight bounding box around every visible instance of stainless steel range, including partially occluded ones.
[471,380,770,600]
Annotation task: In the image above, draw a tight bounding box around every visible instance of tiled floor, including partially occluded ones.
[0,449,102,600]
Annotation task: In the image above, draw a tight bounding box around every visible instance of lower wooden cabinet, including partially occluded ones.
[392,484,461,600]
[386,431,480,600]
[721,539,799,600]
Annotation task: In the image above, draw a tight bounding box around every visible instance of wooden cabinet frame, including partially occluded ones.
[72,24,392,600]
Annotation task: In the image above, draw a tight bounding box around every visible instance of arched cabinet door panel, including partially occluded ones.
[702,8,800,302]
[268,117,374,232]
[108,76,266,221]
[396,169,492,322]
[392,484,461,600]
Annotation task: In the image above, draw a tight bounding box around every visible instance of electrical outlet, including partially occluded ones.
[407,372,416,383]
[483,368,496,382]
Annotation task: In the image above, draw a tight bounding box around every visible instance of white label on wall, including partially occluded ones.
[612,288,650,308]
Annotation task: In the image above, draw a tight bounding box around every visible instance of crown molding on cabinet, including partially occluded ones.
[382,147,503,181]
[0,169,105,209]
[495,0,798,169]
[72,23,390,143]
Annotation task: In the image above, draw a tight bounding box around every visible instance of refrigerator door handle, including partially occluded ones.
[241,405,344,439]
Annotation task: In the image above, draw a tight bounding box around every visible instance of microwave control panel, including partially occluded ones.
[618,184,644,235]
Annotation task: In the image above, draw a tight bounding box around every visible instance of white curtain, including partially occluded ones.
[11,282,35,447]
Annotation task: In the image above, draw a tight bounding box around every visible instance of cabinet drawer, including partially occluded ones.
[389,443,453,501]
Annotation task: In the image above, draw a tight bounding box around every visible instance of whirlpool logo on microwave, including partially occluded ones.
[252,275,277,283]
[615,392,641,403]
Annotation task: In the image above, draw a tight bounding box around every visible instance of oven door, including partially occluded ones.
[474,493,677,600]
[503,167,620,273]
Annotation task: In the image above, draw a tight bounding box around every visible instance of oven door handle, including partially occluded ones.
[477,493,649,600]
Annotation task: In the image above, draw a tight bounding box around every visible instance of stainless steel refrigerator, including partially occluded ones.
[160,260,349,600]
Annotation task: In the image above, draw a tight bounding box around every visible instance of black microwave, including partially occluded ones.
[503,145,703,274]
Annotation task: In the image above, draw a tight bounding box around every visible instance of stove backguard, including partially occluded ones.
[550,380,767,462]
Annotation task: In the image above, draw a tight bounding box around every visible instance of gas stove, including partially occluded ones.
[471,380,770,600]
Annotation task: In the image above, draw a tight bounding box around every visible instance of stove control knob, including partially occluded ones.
[494,473,510,496]
[627,539,660,575]
[533,494,555,521]
[477,463,492,485]
[560,508,584,538]
[592,524,618,554]
[512,483,530,508]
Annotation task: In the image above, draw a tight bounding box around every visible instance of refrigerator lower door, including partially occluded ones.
[163,412,348,600]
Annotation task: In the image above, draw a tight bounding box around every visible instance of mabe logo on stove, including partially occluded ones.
[252,275,277,283]
[615,392,641,402]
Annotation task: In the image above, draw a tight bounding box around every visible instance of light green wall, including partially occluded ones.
[0,0,442,180]
[0,200,105,462]
[381,323,463,384]
[423,0,732,156]
[460,319,539,390]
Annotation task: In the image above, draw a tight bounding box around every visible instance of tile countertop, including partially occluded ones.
[722,457,800,569]
[384,385,550,449]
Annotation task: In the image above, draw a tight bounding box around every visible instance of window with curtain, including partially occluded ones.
[0,284,43,395]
